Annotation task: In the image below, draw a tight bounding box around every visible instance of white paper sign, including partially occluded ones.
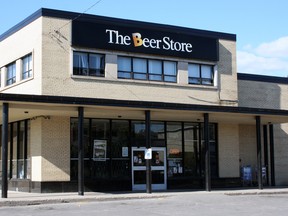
[93,140,107,161]
[145,148,152,159]
[122,147,129,157]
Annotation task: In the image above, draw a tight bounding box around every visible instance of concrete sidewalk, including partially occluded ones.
[1,187,288,207]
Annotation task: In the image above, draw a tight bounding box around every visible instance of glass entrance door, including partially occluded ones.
[132,147,167,191]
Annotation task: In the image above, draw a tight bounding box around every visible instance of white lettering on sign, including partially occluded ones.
[105,29,192,53]
[106,29,131,45]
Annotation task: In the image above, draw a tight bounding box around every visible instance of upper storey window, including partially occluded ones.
[73,51,105,77]
[188,64,214,86]
[22,54,32,80]
[118,56,177,83]
[6,62,16,86]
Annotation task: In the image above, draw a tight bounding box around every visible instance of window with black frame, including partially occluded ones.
[73,51,105,77]
[188,63,214,86]
[6,62,16,86]
[118,56,177,83]
[22,54,32,80]
[0,120,30,180]
[167,122,183,178]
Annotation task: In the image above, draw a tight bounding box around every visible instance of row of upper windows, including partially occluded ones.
[1,54,32,87]
[73,51,215,86]
[1,52,214,88]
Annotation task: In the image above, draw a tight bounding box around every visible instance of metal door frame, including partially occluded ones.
[131,147,167,191]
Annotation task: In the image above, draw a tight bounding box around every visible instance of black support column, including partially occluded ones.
[145,110,152,194]
[263,125,269,186]
[204,113,211,192]
[256,116,263,190]
[1,103,9,198]
[269,124,276,186]
[78,107,84,196]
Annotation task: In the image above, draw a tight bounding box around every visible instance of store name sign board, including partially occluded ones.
[105,30,193,53]
[72,20,219,61]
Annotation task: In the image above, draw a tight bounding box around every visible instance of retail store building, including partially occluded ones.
[1,8,288,194]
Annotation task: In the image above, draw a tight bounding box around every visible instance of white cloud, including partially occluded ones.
[237,36,288,77]
[256,36,288,58]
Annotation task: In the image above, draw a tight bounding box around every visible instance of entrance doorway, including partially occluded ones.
[132,147,167,191]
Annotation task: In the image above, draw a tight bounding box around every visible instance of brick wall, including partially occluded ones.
[238,79,288,185]
[218,123,240,177]
[30,116,70,181]
[41,17,238,106]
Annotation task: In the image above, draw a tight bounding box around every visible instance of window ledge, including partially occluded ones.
[0,77,34,92]
[71,74,218,91]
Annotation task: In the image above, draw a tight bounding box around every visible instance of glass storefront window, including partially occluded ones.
[91,119,110,141]
[17,121,25,179]
[71,118,132,184]
[70,118,90,159]
[132,121,146,147]
[12,123,17,178]
[167,123,182,158]
[184,123,200,176]
[167,122,183,178]
[199,123,218,177]
[0,120,30,180]
[111,120,130,178]
[70,118,91,180]
[90,119,110,179]
[111,120,129,158]
[151,122,165,147]
[70,118,218,190]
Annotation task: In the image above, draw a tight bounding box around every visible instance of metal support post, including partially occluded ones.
[204,113,211,192]
[2,103,9,198]
[256,116,263,190]
[145,110,152,194]
[78,107,84,196]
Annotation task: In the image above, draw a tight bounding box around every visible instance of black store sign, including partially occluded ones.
[72,20,219,61]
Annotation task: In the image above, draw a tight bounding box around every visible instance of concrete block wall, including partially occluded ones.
[30,116,70,182]
[218,123,240,178]
[218,39,238,106]
[239,125,257,169]
[274,124,288,185]
[238,79,288,185]
[238,80,282,109]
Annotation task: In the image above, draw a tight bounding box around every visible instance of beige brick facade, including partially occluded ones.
[37,17,238,106]
[218,123,240,178]
[30,116,70,182]
[2,9,288,191]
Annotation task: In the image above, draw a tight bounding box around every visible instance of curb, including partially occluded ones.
[225,191,288,196]
[0,194,168,207]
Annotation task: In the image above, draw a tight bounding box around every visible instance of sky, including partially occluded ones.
[1,0,288,77]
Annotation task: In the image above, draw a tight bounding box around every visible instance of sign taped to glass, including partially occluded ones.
[93,140,107,161]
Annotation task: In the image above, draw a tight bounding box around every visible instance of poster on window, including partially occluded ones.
[93,140,107,161]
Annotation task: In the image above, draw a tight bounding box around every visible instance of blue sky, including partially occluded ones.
[1,0,288,77]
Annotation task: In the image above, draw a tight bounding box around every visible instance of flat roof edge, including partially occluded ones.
[238,73,288,85]
[0,8,236,42]
[0,9,43,42]
[0,93,287,116]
